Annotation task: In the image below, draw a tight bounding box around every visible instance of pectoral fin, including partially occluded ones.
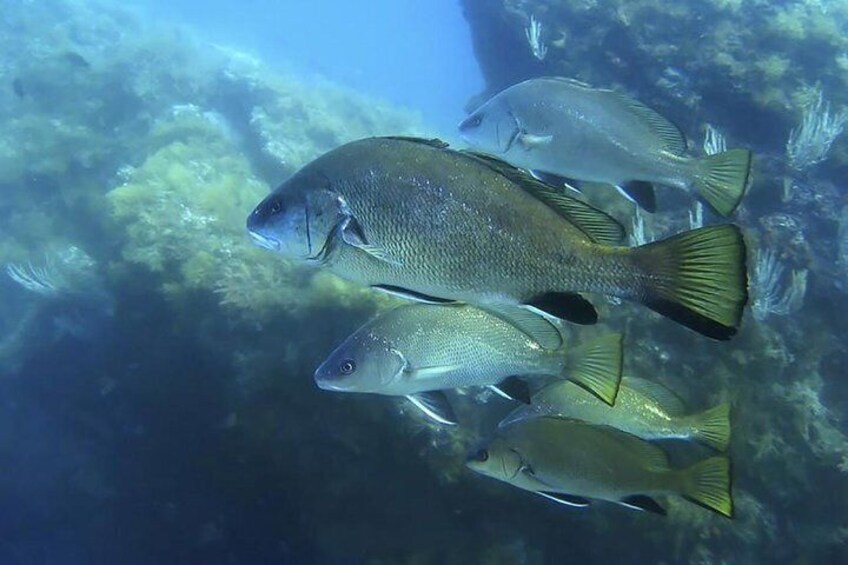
[519,133,553,149]
[537,492,591,508]
[405,392,458,426]
[357,244,404,266]
[341,217,403,267]
[408,365,462,379]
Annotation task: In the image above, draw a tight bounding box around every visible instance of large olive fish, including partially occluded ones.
[500,376,731,451]
[314,303,624,425]
[467,417,733,518]
[247,136,748,339]
[458,77,752,216]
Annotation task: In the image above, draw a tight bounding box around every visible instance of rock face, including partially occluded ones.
[457,2,848,563]
[460,0,848,154]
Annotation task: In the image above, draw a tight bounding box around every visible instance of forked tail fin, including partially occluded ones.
[631,224,748,340]
[681,456,734,519]
[690,401,732,452]
[692,148,752,216]
[562,333,624,406]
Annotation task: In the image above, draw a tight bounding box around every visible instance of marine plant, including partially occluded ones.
[751,248,808,321]
[786,88,847,171]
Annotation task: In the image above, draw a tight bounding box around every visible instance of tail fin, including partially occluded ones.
[563,333,623,406]
[692,148,752,216]
[691,402,732,452]
[632,224,748,340]
[681,456,733,519]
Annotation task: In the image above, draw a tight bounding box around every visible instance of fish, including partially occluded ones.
[500,376,731,451]
[314,303,624,425]
[247,136,748,339]
[467,416,733,518]
[458,77,752,216]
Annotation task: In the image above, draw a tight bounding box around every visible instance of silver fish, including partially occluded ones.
[459,77,752,216]
[314,303,623,425]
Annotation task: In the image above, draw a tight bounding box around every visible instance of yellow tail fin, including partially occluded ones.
[681,456,733,519]
[693,148,752,216]
[691,402,732,452]
[633,225,748,340]
[563,333,624,406]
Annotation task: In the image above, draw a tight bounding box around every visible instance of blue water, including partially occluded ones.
[139,0,483,130]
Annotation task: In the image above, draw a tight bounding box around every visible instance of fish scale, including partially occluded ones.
[319,139,632,300]
[374,305,553,391]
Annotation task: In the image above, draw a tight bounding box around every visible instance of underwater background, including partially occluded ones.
[1,0,847,563]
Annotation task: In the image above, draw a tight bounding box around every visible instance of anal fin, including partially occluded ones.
[405,391,458,426]
[619,495,667,515]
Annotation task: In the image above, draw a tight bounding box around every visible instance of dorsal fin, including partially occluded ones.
[538,76,593,90]
[623,376,686,416]
[480,305,563,350]
[378,136,450,149]
[601,91,688,155]
[461,151,626,245]
[535,77,687,155]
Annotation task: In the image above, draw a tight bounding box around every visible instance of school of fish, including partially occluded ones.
[248,75,750,519]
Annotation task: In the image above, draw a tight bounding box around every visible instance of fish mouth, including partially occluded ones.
[313,369,355,392]
[314,378,355,393]
[248,231,280,251]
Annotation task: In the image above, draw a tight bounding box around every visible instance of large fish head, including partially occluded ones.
[314,327,406,394]
[458,95,520,155]
[465,436,525,483]
[247,172,343,261]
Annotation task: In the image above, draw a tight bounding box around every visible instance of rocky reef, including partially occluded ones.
[460,0,848,562]
[1,0,847,562]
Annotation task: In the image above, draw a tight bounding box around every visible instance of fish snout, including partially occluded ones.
[313,359,356,392]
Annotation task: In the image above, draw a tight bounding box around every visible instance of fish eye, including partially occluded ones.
[472,449,488,462]
[339,359,356,375]
[269,200,282,214]
[461,113,484,130]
